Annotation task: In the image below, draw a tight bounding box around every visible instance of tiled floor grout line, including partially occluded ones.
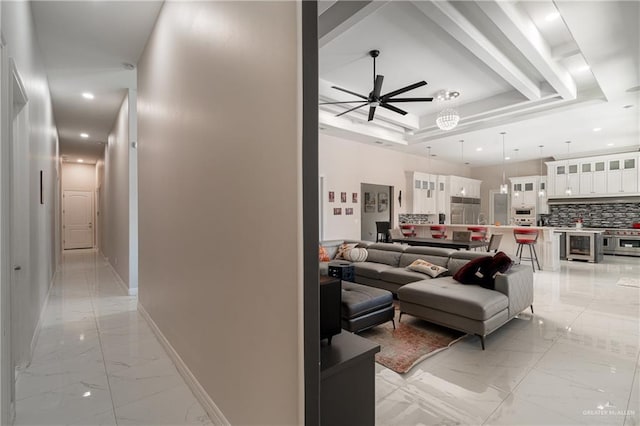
[84,253,121,425]
[623,350,640,426]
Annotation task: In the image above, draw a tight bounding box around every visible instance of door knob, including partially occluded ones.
[14,266,21,271]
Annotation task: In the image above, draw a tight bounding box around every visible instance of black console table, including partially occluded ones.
[320,332,380,426]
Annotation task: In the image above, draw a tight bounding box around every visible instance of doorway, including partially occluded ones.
[361,183,393,242]
[62,190,94,249]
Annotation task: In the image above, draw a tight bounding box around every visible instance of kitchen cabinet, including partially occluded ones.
[538,176,549,214]
[410,172,437,214]
[448,176,481,198]
[408,172,481,218]
[436,175,447,214]
[510,176,545,212]
[547,152,639,198]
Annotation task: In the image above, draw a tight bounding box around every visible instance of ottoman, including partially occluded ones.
[341,281,395,333]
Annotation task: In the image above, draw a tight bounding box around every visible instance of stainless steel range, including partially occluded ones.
[603,229,640,257]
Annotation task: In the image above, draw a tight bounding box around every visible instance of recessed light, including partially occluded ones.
[80,133,89,138]
[576,64,590,72]
[505,156,511,160]
[593,127,602,132]
[545,12,560,22]
[77,159,84,163]
[607,143,614,147]
[82,92,94,100]
[375,141,383,144]
[82,391,91,398]
[476,147,483,152]
[623,104,634,109]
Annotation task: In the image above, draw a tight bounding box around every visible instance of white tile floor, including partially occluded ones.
[14,250,640,425]
[15,250,212,426]
[375,256,640,426]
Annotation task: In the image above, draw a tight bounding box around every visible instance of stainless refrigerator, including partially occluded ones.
[450,197,481,224]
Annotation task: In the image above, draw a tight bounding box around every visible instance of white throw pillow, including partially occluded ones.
[407,259,448,278]
[345,247,368,262]
[335,243,358,260]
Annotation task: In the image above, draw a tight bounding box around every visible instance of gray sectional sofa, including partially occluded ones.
[320,241,534,349]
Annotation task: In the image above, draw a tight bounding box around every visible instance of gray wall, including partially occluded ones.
[136,2,302,424]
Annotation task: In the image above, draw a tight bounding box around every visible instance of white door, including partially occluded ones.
[63,190,94,249]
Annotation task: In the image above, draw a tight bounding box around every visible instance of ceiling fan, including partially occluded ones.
[320,50,434,121]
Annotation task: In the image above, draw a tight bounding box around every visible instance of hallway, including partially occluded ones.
[14,250,211,425]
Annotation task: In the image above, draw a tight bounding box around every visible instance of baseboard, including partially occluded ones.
[137,302,229,425]
[103,259,134,296]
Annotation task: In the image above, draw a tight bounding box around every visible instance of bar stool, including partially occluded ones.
[514,228,541,272]
[400,224,416,237]
[430,225,447,239]
[375,221,391,242]
[467,226,488,241]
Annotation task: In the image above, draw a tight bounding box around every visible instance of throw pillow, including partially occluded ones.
[407,259,448,278]
[476,251,514,289]
[335,243,358,260]
[453,256,493,285]
[345,247,368,262]
[319,246,330,262]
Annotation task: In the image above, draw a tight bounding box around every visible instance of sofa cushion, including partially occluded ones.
[398,277,509,321]
[399,247,454,268]
[341,281,393,319]
[364,243,404,267]
[406,259,448,278]
[354,262,395,279]
[379,268,433,285]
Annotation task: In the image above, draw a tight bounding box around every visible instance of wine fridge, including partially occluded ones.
[566,232,603,262]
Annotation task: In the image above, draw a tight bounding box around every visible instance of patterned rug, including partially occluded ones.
[359,310,465,374]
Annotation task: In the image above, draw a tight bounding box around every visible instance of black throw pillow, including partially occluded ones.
[453,256,493,286]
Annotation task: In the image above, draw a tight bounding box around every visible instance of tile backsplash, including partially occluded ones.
[548,202,640,228]
[398,214,436,224]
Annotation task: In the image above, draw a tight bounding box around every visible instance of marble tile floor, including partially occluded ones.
[14,250,212,426]
[375,256,640,426]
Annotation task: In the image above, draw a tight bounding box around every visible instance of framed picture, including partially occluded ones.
[328,191,335,203]
[364,192,376,213]
[352,192,358,203]
[341,192,347,203]
[378,192,388,212]
[345,208,353,215]
[333,208,342,215]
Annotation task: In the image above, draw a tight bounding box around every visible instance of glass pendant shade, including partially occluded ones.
[436,108,460,130]
[500,184,508,194]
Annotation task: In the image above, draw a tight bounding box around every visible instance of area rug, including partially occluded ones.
[359,311,466,374]
[617,277,640,288]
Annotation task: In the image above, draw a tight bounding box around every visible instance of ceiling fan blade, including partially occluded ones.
[385,97,434,103]
[373,75,384,98]
[336,102,368,117]
[380,102,408,116]
[320,101,369,105]
[368,105,376,121]
[381,81,427,100]
[331,86,368,100]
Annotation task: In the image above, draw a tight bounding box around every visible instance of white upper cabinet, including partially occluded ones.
[547,152,639,198]
[510,176,545,212]
[409,172,481,216]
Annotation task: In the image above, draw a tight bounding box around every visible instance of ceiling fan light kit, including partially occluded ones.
[321,50,433,122]
[436,108,460,131]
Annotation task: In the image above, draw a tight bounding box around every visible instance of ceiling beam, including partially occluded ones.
[476,1,577,100]
[319,1,390,48]
[412,0,541,101]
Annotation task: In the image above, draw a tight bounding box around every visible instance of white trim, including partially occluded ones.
[103,259,136,296]
[28,270,55,366]
[137,302,230,426]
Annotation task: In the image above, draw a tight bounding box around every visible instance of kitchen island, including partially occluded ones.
[398,224,561,271]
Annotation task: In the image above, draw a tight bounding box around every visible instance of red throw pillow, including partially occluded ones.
[319,246,330,262]
[476,251,513,289]
[453,256,493,285]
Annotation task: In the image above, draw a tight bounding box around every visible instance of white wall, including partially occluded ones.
[0,0,59,414]
[102,95,130,289]
[62,162,96,191]
[319,133,470,240]
[137,2,301,424]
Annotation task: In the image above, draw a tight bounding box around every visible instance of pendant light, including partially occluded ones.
[499,132,508,194]
[565,141,572,195]
[513,148,520,198]
[459,140,466,196]
[538,145,546,197]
